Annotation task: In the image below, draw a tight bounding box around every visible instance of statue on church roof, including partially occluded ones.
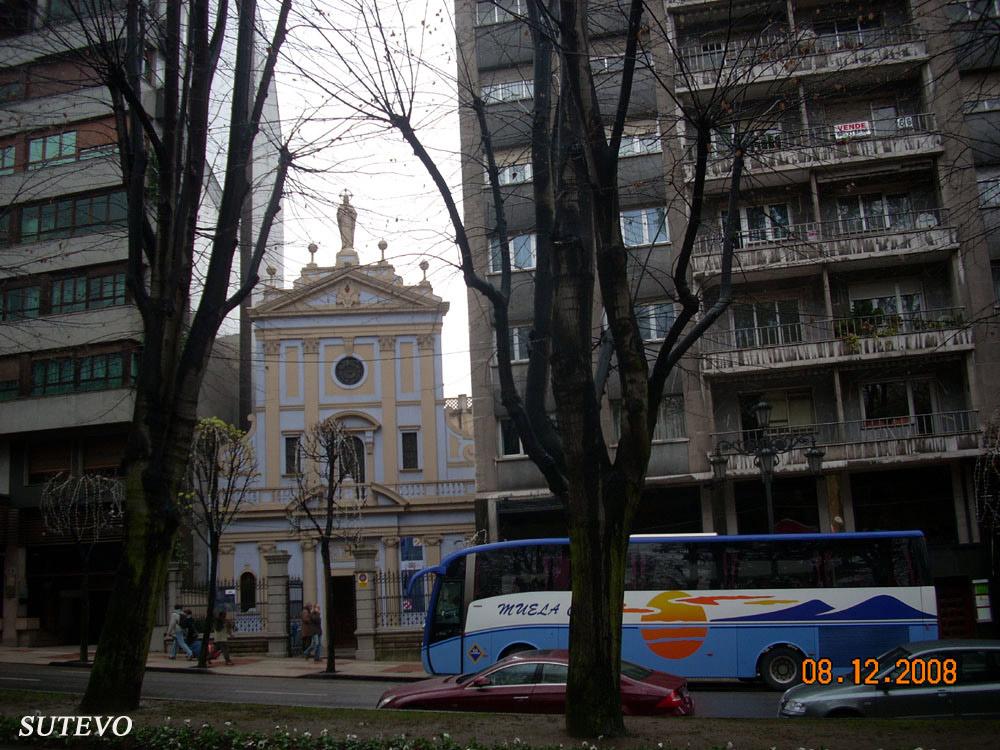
[336,189,360,267]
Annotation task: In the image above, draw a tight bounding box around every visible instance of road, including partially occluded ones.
[0,662,779,718]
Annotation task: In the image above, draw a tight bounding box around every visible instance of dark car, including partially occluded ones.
[779,640,1000,718]
[377,649,694,715]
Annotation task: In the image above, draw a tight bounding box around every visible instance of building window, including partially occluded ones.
[611,396,686,442]
[508,325,531,362]
[861,379,934,431]
[78,352,125,391]
[283,435,301,475]
[0,379,17,401]
[475,0,525,26]
[30,350,133,397]
[28,130,77,168]
[489,232,536,273]
[636,303,674,341]
[621,207,669,247]
[732,300,802,348]
[590,50,653,74]
[848,280,924,325]
[19,190,127,243]
[400,535,424,562]
[723,204,790,245]
[979,178,1000,208]
[1,285,40,320]
[962,97,1000,114]
[653,396,686,441]
[401,430,420,470]
[739,390,815,434]
[31,358,75,395]
[494,162,532,186]
[0,145,14,175]
[498,417,524,457]
[50,271,126,313]
[836,193,914,233]
[333,355,365,386]
[481,80,533,104]
[618,131,661,158]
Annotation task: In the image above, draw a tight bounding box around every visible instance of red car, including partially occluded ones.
[376,649,694,716]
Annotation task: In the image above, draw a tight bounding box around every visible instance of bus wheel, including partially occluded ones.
[498,643,533,659]
[759,647,803,691]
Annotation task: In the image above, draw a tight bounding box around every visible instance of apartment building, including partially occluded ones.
[0,1,279,646]
[458,0,999,635]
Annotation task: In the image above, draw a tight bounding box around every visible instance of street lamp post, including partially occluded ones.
[711,400,825,533]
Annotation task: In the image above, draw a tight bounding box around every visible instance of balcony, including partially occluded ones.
[710,410,981,473]
[691,209,959,278]
[676,25,928,92]
[702,307,973,376]
[683,114,943,189]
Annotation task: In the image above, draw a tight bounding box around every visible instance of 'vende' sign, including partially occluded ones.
[834,121,871,139]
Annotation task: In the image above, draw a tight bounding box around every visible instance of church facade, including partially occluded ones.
[220,195,476,651]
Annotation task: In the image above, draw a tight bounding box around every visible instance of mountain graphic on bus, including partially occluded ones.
[714,594,934,623]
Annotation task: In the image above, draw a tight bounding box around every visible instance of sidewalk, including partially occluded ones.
[0,645,429,681]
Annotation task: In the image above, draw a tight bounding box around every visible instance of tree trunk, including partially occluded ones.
[320,540,336,673]
[79,564,90,664]
[564,476,632,737]
[79,461,178,713]
[198,543,220,669]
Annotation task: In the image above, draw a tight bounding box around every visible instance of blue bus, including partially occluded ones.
[409,531,937,689]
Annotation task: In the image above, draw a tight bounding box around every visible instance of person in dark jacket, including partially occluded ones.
[300,604,316,660]
[309,605,323,663]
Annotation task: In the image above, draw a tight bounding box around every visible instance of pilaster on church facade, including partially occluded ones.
[223,193,478,652]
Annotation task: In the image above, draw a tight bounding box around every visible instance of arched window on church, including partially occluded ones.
[339,435,365,484]
[240,571,256,612]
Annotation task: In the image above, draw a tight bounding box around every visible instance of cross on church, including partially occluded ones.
[339,189,353,204]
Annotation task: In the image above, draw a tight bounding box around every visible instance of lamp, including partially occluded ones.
[753,400,773,429]
[805,446,825,474]
[709,450,729,482]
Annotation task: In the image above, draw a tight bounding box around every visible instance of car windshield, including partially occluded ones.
[874,645,913,677]
[621,661,653,681]
[455,671,482,685]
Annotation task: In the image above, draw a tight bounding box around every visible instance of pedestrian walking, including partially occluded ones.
[213,610,233,665]
[310,604,323,663]
[300,603,316,659]
[167,604,194,660]
[168,604,194,659]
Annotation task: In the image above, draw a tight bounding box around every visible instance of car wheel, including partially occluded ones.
[759,647,803,691]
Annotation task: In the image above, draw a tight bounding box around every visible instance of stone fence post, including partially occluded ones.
[264,550,291,657]
[353,546,378,660]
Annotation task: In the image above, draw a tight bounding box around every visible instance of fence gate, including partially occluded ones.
[287,576,303,656]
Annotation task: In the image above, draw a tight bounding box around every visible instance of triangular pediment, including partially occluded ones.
[252,265,446,318]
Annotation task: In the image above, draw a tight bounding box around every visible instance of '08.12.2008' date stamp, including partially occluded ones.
[801,656,957,686]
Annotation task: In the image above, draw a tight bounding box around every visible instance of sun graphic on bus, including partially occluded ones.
[624,592,801,660]
[627,591,709,659]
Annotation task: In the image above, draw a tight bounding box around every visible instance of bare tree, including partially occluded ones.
[40,473,124,664]
[286,416,366,673]
[290,0,749,735]
[181,417,259,668]
[17,0,301,712]
[975,410,1000,581]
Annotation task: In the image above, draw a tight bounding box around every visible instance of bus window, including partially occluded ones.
[473,545,570,600]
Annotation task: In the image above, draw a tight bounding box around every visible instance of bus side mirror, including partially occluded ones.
[471,676,491,688]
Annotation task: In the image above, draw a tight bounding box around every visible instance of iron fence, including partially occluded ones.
[175,577,269,633]
[375,570,436,629]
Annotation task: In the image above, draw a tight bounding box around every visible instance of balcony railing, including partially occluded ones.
[683,114,942,184]
[711,410,980,471]
[692,209,959,275]
[702,307,972,373]
[244,479,476,505]
[677,24,926,85]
